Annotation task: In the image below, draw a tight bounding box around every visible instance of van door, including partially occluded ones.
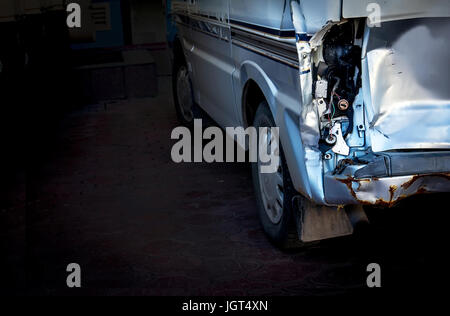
[189,0,237,127]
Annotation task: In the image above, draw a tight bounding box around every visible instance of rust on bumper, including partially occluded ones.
[325,173,450,207]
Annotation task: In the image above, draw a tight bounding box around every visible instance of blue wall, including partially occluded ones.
[72,0,124,50]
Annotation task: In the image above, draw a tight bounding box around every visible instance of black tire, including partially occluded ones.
[172,51,196,127]
[252,102,301,249]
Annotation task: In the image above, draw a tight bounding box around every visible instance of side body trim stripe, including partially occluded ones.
[174,12,303,70]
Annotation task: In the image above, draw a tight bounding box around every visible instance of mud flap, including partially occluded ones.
[294,196,355,243]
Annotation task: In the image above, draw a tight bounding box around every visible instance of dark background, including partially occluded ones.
[0,0,437,296]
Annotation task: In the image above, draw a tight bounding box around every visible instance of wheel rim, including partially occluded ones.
[176,66,194,122]
[258,129,284,224]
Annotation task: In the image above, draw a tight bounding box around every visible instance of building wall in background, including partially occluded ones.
[72,0,124,49]
[130,0,166,45]
[71,0,166,49]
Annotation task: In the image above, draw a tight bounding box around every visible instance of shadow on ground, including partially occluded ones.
[0,78,440,296]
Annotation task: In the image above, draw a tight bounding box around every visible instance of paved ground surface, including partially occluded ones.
[1,76,437,296]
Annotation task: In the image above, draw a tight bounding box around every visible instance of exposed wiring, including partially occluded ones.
[327,77,341,126]
[331,98,336,120]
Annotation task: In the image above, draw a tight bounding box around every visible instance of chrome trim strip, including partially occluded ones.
[174,12,300,68]
[232,39,299,70]
[229,18,296,38]
[231,28,298,63]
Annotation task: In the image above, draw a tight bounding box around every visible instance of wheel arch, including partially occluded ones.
[239,61,278,127]
[236,61,315,201]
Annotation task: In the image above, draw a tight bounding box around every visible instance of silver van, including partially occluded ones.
[168,0,450,247]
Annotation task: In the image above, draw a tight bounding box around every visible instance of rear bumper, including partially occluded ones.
[323,151,450,207]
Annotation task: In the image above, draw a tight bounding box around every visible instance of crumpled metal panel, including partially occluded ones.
[363,18,450,152]
[298,0,342,34]
[351,174,450,206]
[290,0,450,206]
[291,0,327,204]
[323,158,450,206]
[325,172,450,207]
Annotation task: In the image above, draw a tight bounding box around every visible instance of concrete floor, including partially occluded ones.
[0,76,436,296]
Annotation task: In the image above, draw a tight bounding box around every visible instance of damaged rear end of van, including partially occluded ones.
[290,0,450,211]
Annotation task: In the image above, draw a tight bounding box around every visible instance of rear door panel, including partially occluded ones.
[189,0,238,127]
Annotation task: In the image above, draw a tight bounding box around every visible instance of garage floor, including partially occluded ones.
[1,75,434,296]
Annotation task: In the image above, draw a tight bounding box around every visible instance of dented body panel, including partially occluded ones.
[362,18,450,152]
[290,0,450,206]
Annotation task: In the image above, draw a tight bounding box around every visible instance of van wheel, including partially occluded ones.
[252,102,302,249]
[172,59,195,126]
